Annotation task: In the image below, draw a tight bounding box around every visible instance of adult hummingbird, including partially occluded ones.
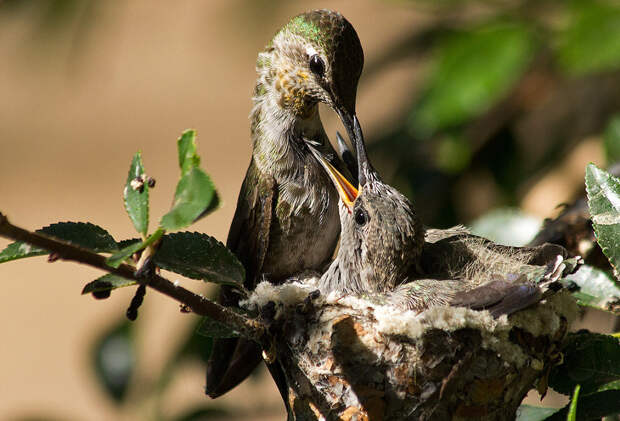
[206,10,364,398]
[312,118,554,317]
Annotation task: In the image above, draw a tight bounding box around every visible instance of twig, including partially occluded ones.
[0,212,265,342]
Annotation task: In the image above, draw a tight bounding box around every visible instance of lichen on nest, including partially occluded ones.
[242,274,578,367]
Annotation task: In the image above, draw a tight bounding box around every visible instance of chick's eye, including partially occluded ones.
[309,54,325,77]
[354,208,368,226]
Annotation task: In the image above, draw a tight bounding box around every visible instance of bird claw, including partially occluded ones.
[299,289,321,313]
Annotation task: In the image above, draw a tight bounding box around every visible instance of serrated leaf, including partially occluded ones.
[82,274,136,295]
[193,189,222,222]
[0,241,47,263]
[549,331,620,396]
[564,265,620,314]
[123,152,149,236]
[153,232,245,289]
[117,238,141,249]
[585,163,620,279]
[556,1,620,76]
[409,21,534,136]
[40,222,118,251]
[0,222,118,263]
[515,405,560,421]
[92,319,135,403]
[197,316,241,339]
[470,207,542,247]
[177,129,200,176]
[106,228,163,268]
[160,168,216,231]
[545,390,620,421]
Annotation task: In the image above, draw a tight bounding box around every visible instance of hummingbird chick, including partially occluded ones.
[206,10,364,399]
[312,118,557,317]
[312,117,425,295]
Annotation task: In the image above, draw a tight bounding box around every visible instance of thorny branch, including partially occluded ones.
[0,212,266,342]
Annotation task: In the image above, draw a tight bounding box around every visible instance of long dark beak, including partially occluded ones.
[333,108,375,190]
[336,108,358,159]
[307,144,358,212]
[352,115,375,188]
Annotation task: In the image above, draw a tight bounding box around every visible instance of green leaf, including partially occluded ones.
[116,238,141,249]
[106,228,164,268]
[585,163,620,279]
[470,207,542,247]
[563,265,620,314]
[567,384,580,421]
[0,222,118,263]
[0,241,46,263]
[409,21,534,136]
[92,319,135,403]
[153,232,245,289]
[546,390,620,421]
[177,129,200,176]
[159,168,216,231]
[82,274,136,296]
[598,379,620,392]
[39,222,119,251]
[604,115,620,164]
[549,331,620,396]
[123,152,149,236]
[197,316,241,339]
[515,405,560,421]
[556,1,620,76]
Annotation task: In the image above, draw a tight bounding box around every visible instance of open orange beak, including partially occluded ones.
[308,148,358,211]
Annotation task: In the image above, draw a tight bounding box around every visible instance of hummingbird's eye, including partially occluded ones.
[309,54,325,77]
[354,208,368,226]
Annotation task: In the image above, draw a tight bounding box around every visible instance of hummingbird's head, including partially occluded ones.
[311,118,424,292]
[256,10,363,132]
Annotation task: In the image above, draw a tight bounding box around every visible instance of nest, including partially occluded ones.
[245,281,577,421]
[242,230,581,420]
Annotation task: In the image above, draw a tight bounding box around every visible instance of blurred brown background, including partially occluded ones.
[0,1,617,420]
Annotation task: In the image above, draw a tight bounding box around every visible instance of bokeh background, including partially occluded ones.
[1,1,619,420]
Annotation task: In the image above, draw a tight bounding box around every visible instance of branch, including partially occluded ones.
[0,212,265,342]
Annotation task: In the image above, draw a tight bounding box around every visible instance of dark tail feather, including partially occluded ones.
[206,338,263,398]
[206,338,291,413]
[451,278,543,318]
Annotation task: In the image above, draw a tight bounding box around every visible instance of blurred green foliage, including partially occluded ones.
[93,319,135,402]
[604,115,620,163]
[410,21,534,136]
[557,1,620,75]
[365,0,620,227]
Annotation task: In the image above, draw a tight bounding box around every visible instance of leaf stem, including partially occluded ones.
[0,212,265,342]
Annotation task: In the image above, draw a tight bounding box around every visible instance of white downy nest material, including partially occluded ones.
[242,278,579,370]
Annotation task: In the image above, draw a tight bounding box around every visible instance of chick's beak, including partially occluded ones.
[307,146,358,211]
